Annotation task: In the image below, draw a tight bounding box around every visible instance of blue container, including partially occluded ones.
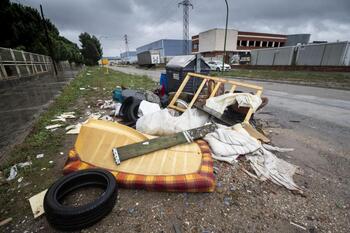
[159,73,168,93]
[113,87,123,102]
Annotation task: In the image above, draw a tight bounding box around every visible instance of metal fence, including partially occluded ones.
[0,47,52,80]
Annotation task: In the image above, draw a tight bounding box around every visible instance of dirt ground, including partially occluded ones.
[1,68,349,233]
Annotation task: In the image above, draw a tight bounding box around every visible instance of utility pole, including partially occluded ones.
[124,34,129,59]
[40,4,57,76]
[222,0,229,74]
[178,0,193,55]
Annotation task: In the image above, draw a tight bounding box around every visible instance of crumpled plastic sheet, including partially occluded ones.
[6,161,32,181]
[205,93,262,114]
[137,100,161,117]
[204,124,302,192]
[247,148,302,193]
[136,108,209,136]
[204,124,261,164]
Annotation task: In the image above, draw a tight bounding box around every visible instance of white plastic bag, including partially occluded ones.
[136,108,209,135]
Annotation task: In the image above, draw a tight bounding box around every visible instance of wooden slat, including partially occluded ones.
[243,90,262,123]
[188,78,207,108]
[209,82,222,98]
[229,84,237,93]
[168,73,191,110]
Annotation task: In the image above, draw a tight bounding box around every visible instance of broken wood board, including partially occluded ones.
[29,189,47,218]
[242,123,270,143]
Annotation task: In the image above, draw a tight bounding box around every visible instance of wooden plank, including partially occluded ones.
[209,81,222,98]
[242,122,270,143]
[188,78,207,108]
[243,90,262,123]
[187,72,263,90]
[168,73,191,109]
[113,124,217,164]
[229,84,237,93]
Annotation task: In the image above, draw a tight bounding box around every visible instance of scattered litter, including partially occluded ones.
[100,100,116,109]
[6,162,31,181]
[49,161,54,164]
[262,144,294,153]
[66,123,82,135]
[80,88,86,90]
[36,153,44,159]
[18,161,32,168]
[290,221,307,231]
[45,124,62,130]
[100,115,113,121]
[0,217,12,227]
[29,189,48,218]
[51,112,76,122]
[6,166,17,181]
[60,152,64,155]
[17,177,23,183]
[41,168,46,171]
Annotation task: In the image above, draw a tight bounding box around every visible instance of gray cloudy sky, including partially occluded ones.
[15,0,350,56]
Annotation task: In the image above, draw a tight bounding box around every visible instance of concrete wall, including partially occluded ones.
[296,42,350,66]
[199,29,238,53]
[251,41,350,66]
[251,46,295,66]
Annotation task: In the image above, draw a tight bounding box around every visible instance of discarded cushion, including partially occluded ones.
[63,119,215,192]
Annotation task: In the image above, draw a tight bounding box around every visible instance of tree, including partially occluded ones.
[0,0,83,64]
[79,33,103,66]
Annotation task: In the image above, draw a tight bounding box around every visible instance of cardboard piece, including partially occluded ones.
[29,189,47,218]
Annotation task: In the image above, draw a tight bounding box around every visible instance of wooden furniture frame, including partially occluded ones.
[168,72,263,124]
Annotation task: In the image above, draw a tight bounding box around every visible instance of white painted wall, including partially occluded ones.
[198,29,238,53]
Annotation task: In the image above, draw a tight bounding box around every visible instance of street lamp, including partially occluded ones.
[222,0,229,74]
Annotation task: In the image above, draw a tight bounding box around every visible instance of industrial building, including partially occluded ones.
[191,28,310,63]
[120,51,137,64]
[136,39,192,63]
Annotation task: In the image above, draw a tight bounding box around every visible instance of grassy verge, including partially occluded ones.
[212,69,350,90]
[0,66,156,222]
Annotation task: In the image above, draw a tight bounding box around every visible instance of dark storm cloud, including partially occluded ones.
[14,0,350,56]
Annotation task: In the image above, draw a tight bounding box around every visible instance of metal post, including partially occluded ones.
[222,0,229,74]
[40,4,58,76]
[196,53,201,73]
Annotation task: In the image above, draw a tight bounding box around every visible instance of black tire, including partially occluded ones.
[216,67,220,72]
[44,169,118,231]
[126,98,141,122]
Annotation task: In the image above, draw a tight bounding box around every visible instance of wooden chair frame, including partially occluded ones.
[168,72,263,124]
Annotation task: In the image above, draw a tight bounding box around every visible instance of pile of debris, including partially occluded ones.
[22,72,303,231]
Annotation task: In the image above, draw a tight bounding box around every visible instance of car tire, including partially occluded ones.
[44,169,118,231]
[126,98,141,122]
[216,67,220,72]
